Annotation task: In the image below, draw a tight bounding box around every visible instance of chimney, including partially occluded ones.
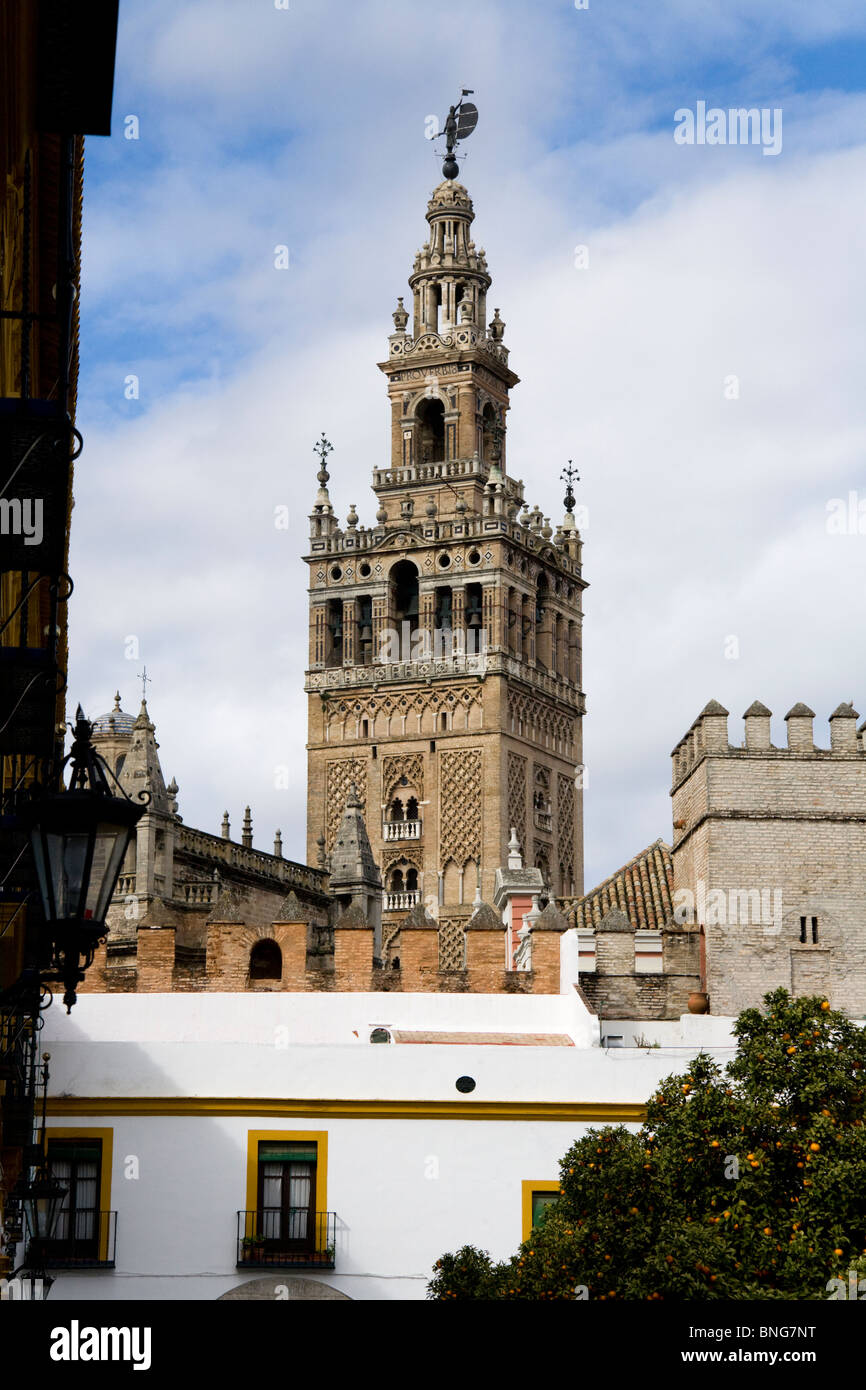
[784,703,815,752]
[743,701,772,750]
[829,702,859,754]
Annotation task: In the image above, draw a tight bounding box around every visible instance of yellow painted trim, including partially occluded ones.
[245,1130,329,1253]
[46,1097,646,1124]
[43,1126,114,1263]
[521,1179,562,1242]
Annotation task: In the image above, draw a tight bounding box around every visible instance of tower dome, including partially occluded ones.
[91,691,135,736]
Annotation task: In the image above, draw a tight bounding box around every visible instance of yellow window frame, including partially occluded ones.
[245,1130,329,1252]
[43,1126,114,1263]
[521,1179,561,1242]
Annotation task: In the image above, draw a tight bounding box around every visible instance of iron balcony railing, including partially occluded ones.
[236,1209,336,1269]
[41,1210,117,1268]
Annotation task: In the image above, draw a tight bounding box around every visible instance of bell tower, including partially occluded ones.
[304,171,587,972]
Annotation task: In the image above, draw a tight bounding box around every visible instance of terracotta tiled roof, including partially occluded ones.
[561,839,673,932]
[391,1031,574,1047]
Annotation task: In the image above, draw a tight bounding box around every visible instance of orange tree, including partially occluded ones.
[428,991,866,1300]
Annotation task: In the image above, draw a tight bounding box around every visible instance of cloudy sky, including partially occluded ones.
[69,0,866,891]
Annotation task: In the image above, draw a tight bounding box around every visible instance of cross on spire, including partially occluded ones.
[139,666,151,702]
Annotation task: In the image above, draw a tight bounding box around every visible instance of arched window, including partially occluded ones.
[358,596,373,665]
[415,397,446,464]
[249,939,282,981]
[389,869,405,893]
[406,868,418,893]
[406,796,419,820]
[391,559,420,638]
[390,797,404,822]
[326,599,343,668]
[481,402,497,460]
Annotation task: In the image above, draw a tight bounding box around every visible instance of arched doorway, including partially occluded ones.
[219,1276,352,1301]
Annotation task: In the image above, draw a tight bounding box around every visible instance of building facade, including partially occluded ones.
[25,992,734,1302]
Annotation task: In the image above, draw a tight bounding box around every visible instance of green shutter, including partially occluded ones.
[258,1143,317,1163]
[48,1142,101,1163]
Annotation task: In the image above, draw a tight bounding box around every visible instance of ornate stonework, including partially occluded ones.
[507,751,527,853]
[439,748,482,870]
[557,772,575,891]
[326,759,366,852]
[438,917,466,971]
[382,752,424,804]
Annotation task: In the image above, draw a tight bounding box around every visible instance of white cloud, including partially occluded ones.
[69,4,866,891]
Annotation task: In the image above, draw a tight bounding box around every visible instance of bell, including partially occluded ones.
[466,593,483,628]
[404,592,419,620]
[359,622,373,644]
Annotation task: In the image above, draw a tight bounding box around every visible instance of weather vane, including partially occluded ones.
[314,433,333,484]
[561,461,580,514]
[438,90,478,180]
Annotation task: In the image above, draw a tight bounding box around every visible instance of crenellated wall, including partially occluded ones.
[670,700,866,1016]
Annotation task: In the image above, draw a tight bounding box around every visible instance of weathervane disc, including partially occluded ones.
[456,102,478,140]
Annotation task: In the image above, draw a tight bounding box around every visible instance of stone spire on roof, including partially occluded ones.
[117,699,170,813]
[330,784,381,888]
[329,783,383,952]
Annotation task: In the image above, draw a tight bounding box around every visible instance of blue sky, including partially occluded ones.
[69,0,866,890]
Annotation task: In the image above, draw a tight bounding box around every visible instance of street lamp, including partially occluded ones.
[22,706,147,1010]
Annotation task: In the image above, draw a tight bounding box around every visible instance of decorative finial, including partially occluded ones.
[113,691,121,711]
[489,308,505,342]
[392,297,409,332]
[507,828,523,870]
[561,460,580,514]
[221,811,230,840]
[139,666,150,703]
[316,833,327,870]
[274,829,283,859]
[314,433,333,485]
[242,805,253,849]
[346,502,358,529]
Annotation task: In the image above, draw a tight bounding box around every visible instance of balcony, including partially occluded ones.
[383,819,421,842]
[384,890,420,912]
[41,1211,117,1269]
[236,1210,336,1270]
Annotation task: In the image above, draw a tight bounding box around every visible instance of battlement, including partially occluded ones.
[671,700,864,788]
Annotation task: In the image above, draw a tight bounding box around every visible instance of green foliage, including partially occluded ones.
[427,1245,497,1300]
[427,991,866,1300]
